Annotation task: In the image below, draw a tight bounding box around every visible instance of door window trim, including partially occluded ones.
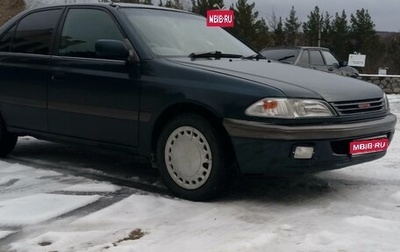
[55,6,128,60]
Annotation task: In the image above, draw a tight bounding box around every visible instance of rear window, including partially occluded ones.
[260,49,300,64]
[0,25,15,52]
[12,9,62,55]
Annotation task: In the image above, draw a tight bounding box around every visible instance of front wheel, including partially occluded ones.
[156,114,227,201]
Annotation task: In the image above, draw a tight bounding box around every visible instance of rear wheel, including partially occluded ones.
[0,116,17,157]
[156,113,227,201]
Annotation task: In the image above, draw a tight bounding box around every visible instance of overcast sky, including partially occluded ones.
[224,0,400,32]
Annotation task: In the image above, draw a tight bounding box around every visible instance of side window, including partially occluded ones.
[309,50,325,66]
[12,9,62,55]
[58,9,124,58]
[322,51,339,66]
[298,50,309,67]
[0,25,16,52]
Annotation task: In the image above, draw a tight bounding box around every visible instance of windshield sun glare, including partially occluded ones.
[120,8,255,57]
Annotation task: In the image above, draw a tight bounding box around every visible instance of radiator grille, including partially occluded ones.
[331,98,385,115]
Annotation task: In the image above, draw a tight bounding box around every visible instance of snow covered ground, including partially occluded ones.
[0,95,399,252]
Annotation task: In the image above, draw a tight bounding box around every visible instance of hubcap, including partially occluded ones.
[165,126,212,190]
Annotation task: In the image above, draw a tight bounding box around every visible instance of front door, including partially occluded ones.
[309,50,329,73]
[48,7,140,146]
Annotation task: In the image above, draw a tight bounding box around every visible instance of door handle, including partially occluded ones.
[51,72,65,81]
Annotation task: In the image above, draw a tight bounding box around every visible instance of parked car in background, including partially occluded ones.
[0,3,396,201]
[260,46,359,78]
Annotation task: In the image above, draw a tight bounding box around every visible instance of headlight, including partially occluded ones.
[383,93,390,111]
[245,98,337,118]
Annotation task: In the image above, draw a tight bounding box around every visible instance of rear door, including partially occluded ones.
[0,9,63,132]
[48,7,140,146]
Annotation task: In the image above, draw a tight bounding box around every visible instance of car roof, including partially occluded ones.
[0,1,193,30]
[24,2,190,13]
[0,2,193,34]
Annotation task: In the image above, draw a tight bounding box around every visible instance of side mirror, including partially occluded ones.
[95,39,129,60]
[331,63,340,69]
[339,60,348,67]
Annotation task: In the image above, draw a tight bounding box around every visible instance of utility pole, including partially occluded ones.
[318,27,321,47]
[317,16,322,47]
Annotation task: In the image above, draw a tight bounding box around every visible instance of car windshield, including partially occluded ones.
[261,49,300,64]
[120,8,255,57]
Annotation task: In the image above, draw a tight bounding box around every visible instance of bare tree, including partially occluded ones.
[0,0,26,26]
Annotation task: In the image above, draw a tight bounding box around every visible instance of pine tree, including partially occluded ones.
[266,11,284,47]
[165,0,173,7]
[321,11,332,47]
[284,6,301,46]
[350,9,377,52]
[303,6,321,46]
[273,17,285,46]
[164,0,184,9]
[117,0,153,3]
[387,37,400,74]
[330,10,349,59]
[229,0,268,50]
[191,0,225,17]
[117,0,141,3]
[350,8,382,72]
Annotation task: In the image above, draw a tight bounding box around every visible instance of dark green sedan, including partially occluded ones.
[0,3,396,200]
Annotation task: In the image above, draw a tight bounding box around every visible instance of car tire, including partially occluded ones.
[156,113,227,201]
[0,117,17,157]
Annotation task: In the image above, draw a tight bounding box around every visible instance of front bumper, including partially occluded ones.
[223,114,397,174]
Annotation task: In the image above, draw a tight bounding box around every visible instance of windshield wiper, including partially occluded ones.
[242,54,266,60]
[189,51,243,60]
[277,55,295,62]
